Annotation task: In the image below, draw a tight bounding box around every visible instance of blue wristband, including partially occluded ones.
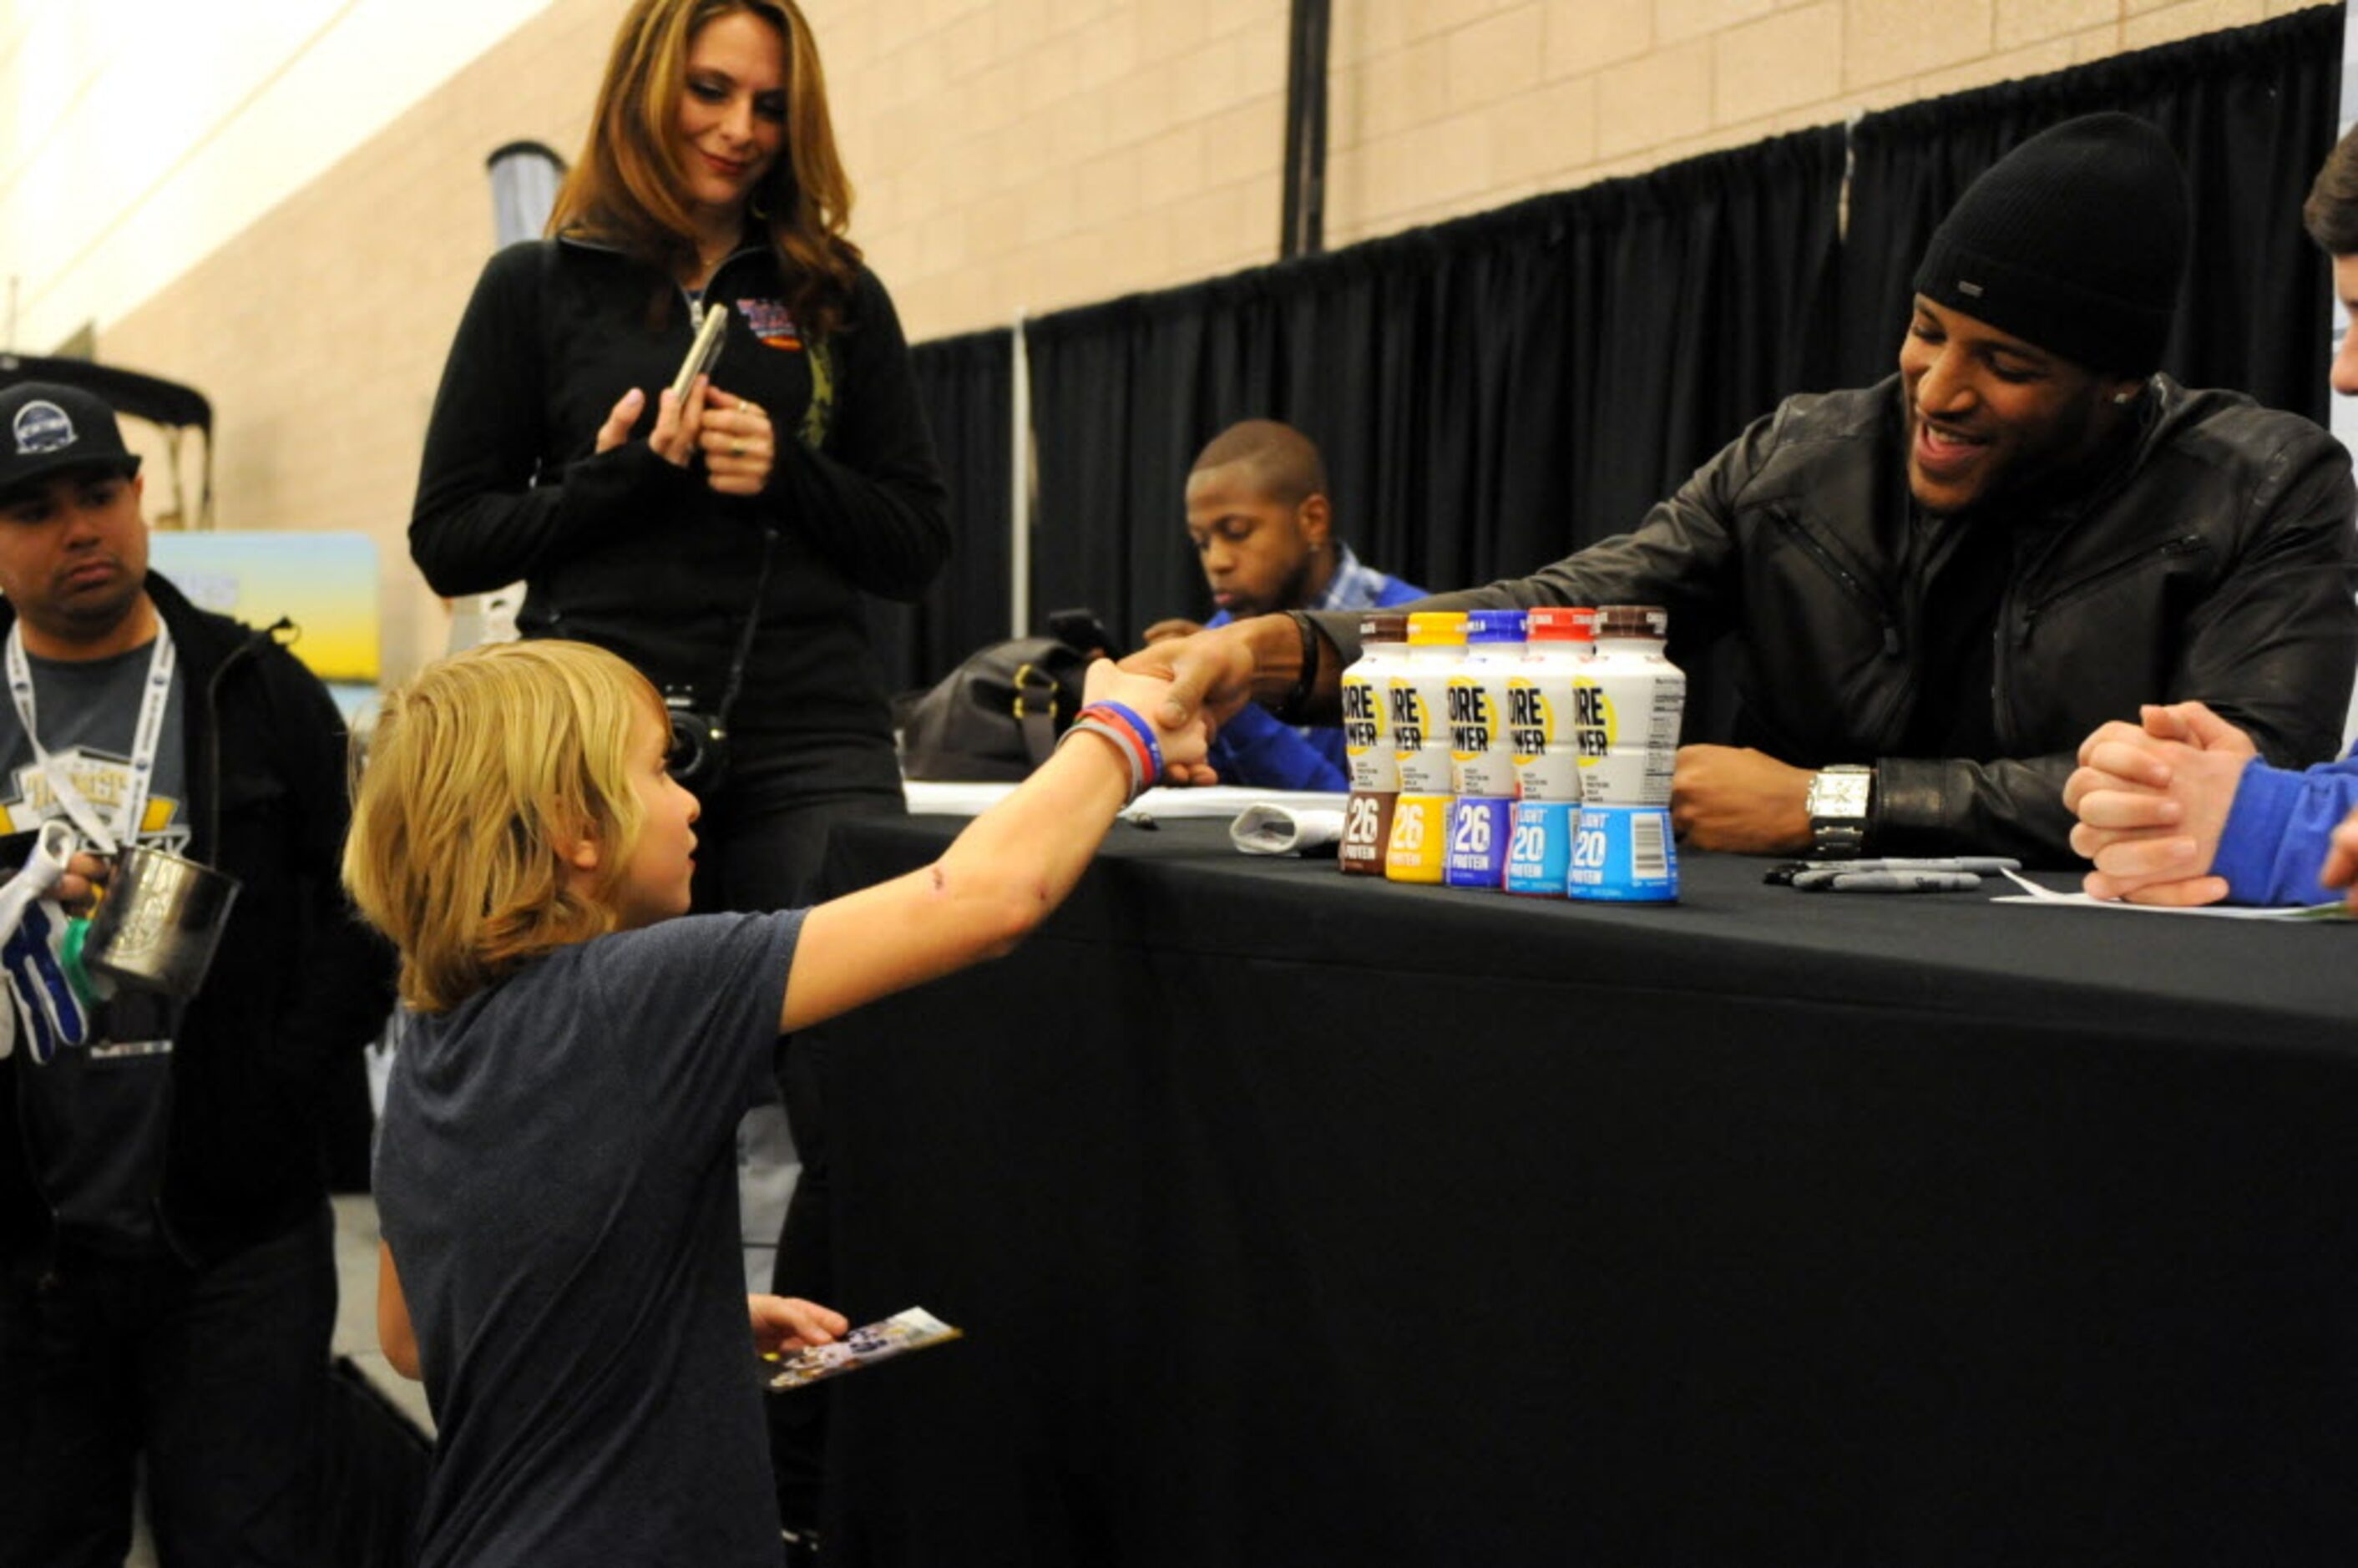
[1090,701,1165,781]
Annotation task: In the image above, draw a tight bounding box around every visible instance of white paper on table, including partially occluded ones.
[1124,786,1348,825]
[903,780,1348,827]
[901,779,1019,816]
[1228,801,1349,856]
[1993,867,2349,920]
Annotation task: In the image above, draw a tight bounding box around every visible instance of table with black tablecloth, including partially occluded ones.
[807,817,2357,1568]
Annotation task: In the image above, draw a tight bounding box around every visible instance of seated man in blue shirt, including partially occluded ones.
[2066,124,2358,910]
[1142,420,1421,791]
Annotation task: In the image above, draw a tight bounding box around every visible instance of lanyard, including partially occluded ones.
[5,620,175,857]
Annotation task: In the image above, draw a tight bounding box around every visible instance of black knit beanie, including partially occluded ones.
[1911,113,2189,377]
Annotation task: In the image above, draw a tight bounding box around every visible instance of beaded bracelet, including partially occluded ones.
[1273,611,1321,725]
[1060,716,1148,802]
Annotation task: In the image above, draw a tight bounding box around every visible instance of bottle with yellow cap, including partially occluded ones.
[1384,610,1465,884]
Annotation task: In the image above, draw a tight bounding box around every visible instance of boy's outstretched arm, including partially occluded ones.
[781,662,1208,1033]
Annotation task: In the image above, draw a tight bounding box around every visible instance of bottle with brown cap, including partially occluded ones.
[1337,613,1411,876]
[1568,604,1682,902]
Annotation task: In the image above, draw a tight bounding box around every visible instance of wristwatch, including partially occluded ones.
[1806,765,1875,858]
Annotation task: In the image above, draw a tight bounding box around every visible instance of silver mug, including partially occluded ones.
[81,845,242,999]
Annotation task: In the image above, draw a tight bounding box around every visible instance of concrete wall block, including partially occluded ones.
[1103,58,1179,146]
[1714,1,1842,124]
[1349,35,1455,144]
[1202,93,1283,187]
[1544,0,1654,74]
[1404,108,1497,213]
[1238,13,1291,94]
[1487,73,1601,186]
[1137,120,1210,205]
[1076,11,1141,89]
[1843,0,1996,89]
[1995,0,2123,50]
[2122,0,2268,47]
[1910,34,2078,99]
[988,0,1054,52]
[1449,5,1547,110]
[1596,37,1713,158]
[1407,0,1522,44]
[1657,0,1780,48]
[1333,0,1412,63]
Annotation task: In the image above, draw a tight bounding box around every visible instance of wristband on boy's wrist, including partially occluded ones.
[1083,700,1164,781]
[1060,717,1147,802]
[1273,611,1320,725]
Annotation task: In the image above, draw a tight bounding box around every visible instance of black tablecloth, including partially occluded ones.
[812,817,2358,1567]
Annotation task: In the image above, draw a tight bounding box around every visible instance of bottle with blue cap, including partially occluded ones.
[1384,611,1465,885]
[1501,607,1595,897]
[1568,604,1682,903]
[1443,609,1525,889]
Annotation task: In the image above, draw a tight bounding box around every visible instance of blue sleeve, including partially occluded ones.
[2211,754,2358,905]
[1207,702,1349,792]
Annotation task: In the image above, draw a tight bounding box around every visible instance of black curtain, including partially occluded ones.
[1840,6,2341,417]
[865,327,1015,695]
[1023,128,1845,648]
[922,8,2339,684]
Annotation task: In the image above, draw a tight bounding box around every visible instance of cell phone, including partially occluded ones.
[669,303,730,403]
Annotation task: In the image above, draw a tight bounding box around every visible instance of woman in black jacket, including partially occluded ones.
[412,0,947,910]
[409,2,946,1543]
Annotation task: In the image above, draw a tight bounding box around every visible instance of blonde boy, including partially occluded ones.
[347,640,1203,1566]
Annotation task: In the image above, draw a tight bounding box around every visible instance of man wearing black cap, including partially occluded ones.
[1131,114,2358,864]
[0,382,394,1565]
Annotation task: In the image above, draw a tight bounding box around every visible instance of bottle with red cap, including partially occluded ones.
[1501,606,1596,896]
[1337,613,1411,876]
[1568,604,1683,903]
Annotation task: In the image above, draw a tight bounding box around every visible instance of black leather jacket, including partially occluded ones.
[0,574,396,1267]
[1313,376,2358,863]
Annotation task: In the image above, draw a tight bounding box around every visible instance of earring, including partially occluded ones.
[2111,388,2138,406]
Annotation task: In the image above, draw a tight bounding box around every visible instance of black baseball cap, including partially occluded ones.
[0,382,142,504]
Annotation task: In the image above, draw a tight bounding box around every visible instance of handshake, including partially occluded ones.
[1106,618,1288,762]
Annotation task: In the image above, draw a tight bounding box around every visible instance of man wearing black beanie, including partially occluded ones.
[1136,113,2358,866]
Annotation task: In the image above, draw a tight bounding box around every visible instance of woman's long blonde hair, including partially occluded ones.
[549,0,862,336]
[344,641,660,1014]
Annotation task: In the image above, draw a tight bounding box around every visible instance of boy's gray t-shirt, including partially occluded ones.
[376,908,802,1568]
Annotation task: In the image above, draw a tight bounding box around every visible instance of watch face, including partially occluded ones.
[1810,771,1871,818]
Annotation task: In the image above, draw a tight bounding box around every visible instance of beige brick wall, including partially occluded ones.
[93,0,2339,682]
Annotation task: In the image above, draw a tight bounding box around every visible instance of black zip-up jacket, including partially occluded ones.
[1313,376,2358,863]
[410,239,949,795]
[0,574,395,1267]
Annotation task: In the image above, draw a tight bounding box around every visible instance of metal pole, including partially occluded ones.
[1279,0,1331,260]
[1009,311,1032,639]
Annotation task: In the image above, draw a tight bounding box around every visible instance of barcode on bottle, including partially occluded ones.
[1631,812,1669,881]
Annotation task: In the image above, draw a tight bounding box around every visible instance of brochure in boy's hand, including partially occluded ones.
[766,1307,962,1391]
